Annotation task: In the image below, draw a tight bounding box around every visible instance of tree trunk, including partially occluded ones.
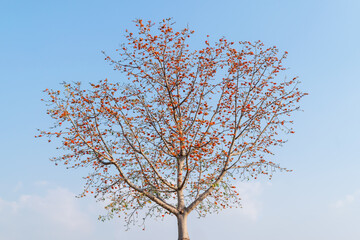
[177,213,190,240]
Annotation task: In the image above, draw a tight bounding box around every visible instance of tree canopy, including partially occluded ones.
[38,18,306,240]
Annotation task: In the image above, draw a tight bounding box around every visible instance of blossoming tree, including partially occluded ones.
[38,19,306,240]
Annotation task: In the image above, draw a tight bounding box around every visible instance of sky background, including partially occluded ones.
[1,0,360,239]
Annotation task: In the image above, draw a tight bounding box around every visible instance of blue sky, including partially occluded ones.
[1,0,360,239]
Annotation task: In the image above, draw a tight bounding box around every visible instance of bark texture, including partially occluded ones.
[177,213,190,240]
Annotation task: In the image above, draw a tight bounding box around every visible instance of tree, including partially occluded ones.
[38,19,306,240]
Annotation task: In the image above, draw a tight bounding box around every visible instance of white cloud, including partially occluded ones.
[33,180,50,187]
[0,187,94,240]
[228,181,265,221]
[13,181,23,192]
[0,181,268,240]
[330,189,360,210]
[0,197,18,213]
